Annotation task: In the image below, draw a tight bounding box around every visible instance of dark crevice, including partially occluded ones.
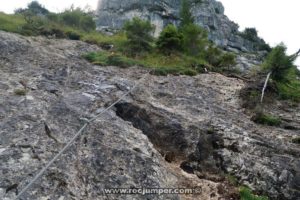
[115,102,189,161]
[115,102,224,175]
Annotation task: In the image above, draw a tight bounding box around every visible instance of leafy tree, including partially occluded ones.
[182,23,208,56]
[156,24,183,54]
[15,1,49,15]
[180,0,194,27]
[123,17,154,56]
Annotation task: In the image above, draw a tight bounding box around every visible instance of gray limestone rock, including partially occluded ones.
[96,0,267,52]
[0,31,299,200]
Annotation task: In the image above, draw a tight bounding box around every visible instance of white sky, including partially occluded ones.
[219,0,300,66]
[0,0,299,66]
[0,0,98,13]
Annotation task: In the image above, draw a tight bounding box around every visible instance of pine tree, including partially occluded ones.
[123,17,154,56]
[156,24,183,55]
[180,0,194,27]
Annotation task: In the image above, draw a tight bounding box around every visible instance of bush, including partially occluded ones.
[240,28,258,42]
[58,7,96,32]
[123,17,154,56]
[156,24,183,54]
[14,89,27,96]
[66,30,81,40]
[203,45,223,66]
[203,45,236,71]
[15,1,49,15]
[219,52,236,70]
[239,28,271,52]
[252,112,281,126]
[107,54,139,68]
[20,13,47,36]
[181,23,208,56]
[83,52,140,68]
[240,187,268,200]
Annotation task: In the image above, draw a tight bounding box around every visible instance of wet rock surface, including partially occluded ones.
[0,31,299,200]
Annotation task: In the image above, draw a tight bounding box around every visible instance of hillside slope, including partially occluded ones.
[0,31,299,200]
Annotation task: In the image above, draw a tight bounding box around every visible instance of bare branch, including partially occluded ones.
[261,72,272,103]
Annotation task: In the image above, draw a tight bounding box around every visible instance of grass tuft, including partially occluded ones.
[240,187,268,200]
[14,89,27,96]
[252,112,281,126]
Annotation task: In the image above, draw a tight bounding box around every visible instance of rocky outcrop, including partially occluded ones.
[0,31,299,200]
[96,0,267,53]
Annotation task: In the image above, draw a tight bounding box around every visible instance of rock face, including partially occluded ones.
[0,31,300,200]
[96,0,265,52]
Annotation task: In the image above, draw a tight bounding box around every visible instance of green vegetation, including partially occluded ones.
[226,174,238,186]
[84,51,140,68]
[84,51,203,76]
[240,187,268,200]
[0,2,95,38]
[252,112,281,126]
[263,44,295,81]
[14,89,27,96]
[181,23,208,56]
[180,0,194,27]
[156,24,183,55]
[262,44,300,102]
[0,1,237,76]
[15,1,49,15]
[123,17,154,56]
[0,12,26,33]
[239,28,271,52]
[82,0,236,76]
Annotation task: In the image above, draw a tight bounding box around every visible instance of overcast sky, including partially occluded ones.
[219,0,300,66]
[0,0,299,66]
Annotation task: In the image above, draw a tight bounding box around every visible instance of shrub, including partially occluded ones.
[15,1,49,15]
[20,13,47,36]
[240,28,258,42]
[66,30,81,40]
[181,23,208,56]
[123,17,154,56]
[219,52,236,70]
[239,28,271,52]
[57,7,96,32]
[240,187,268,200]
[156,24,183,54]
[83,52,140,68]
[203,45,223,66]
[252,112,281,126]
[14,89,27,96]
[107,54,139,68]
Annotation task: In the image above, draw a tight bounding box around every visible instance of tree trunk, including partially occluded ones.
[261,71,272,103]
